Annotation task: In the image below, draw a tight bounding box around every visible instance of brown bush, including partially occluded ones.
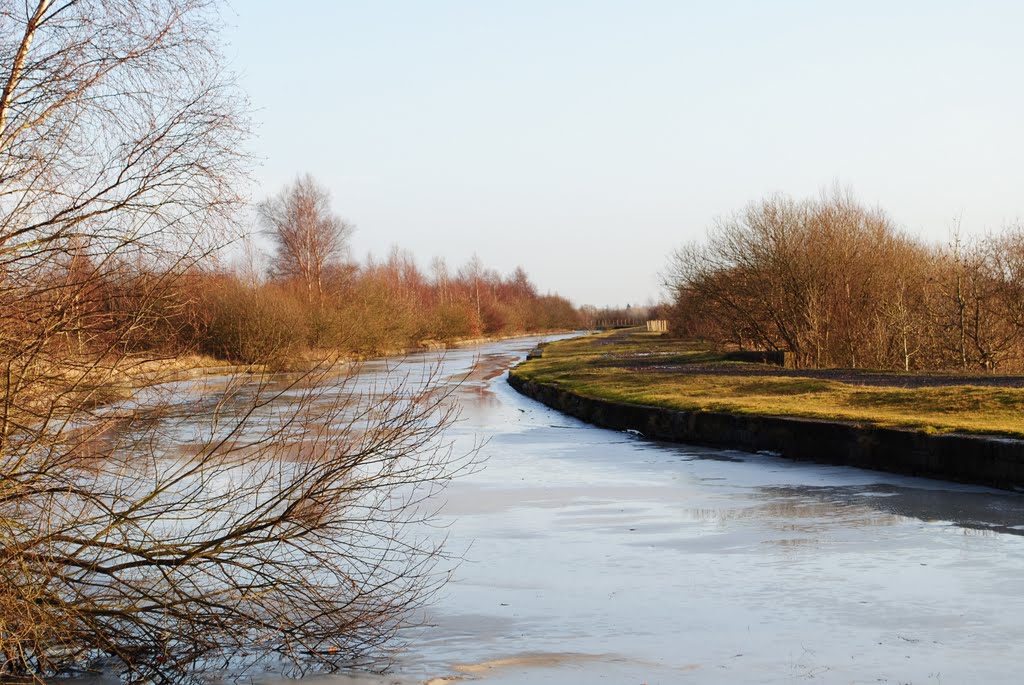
[201,281,309,365]
[666,191,1024,371]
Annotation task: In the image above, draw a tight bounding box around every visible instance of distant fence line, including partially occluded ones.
[592,318,646,329]
[590,319,669,332]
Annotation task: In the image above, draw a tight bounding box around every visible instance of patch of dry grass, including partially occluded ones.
[1,352,248,427]
[514,330,1024,438]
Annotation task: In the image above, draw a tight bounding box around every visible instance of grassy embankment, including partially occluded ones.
[511,329,1024,439]
[4,354,239,421]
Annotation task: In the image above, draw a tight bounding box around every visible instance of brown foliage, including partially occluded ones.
[666,191,1024,371]
[192,244,580,359]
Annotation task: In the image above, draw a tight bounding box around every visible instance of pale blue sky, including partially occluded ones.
[225,1,1024,307]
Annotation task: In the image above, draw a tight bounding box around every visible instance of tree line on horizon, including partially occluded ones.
[40,174,581,367]
[665,190,1024,372]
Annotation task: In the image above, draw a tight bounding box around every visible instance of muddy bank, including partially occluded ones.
[507,372,1024,491]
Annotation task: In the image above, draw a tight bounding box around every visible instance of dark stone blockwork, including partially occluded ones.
[508,373,1024,492]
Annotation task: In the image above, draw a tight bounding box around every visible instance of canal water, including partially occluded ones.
[311,334,1024,685]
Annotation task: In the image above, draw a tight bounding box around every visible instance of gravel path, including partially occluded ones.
[597,329,1024,389]
[641,362,1024,389]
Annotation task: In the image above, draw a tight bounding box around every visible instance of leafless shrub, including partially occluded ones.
[0,358,475,680]
[201,280,310,365]
[665,190,1024,371]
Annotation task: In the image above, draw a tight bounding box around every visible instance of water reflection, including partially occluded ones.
[755,483,1024,536]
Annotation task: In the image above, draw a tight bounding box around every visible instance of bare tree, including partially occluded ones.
[430,256,450,305]
[0,0,250,429]
[664,191,953,370]
[459,254,485,325]
[259,175,354,303]
[1,358,472,680]
[0,2,470,681]
[0,0,248,264]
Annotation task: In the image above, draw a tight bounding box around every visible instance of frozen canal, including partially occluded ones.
[310,335,1024,685]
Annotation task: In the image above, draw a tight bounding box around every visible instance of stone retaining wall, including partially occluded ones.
[508,372,1024,491]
